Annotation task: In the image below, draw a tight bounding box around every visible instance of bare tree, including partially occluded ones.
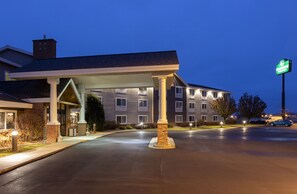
[210,96,237,121]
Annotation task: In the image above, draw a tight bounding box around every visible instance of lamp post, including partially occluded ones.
[189,123,193,130]
[140,122,143,130]
[12,130,18,152]
[243,120,246,127]
[220,121,223,128]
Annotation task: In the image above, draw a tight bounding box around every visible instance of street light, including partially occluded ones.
[140,122,144,130]
[220,121,223,128]
[189,123,193,130]
[243,120,246,126]
[12,130,18,152]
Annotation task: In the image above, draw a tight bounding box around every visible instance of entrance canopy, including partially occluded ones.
[10,50,179,89]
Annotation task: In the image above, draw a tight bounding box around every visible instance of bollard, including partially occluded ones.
[12,130,18,152]
[189,123,193,130]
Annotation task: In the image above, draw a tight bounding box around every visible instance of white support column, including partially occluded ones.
[78,84,88,136]
[47,77,62,142]
[47,77,60,125]
[78,84,87,123]
[158,76,168,124]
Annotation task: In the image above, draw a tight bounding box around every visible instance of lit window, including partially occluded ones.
[116,115,127,124]
[138,115,148,123]
[188,115,195,122]
[0,112,5,130]
[138,88,147,95]
[0,111,16,131]
[175,101,183,112]
[138,99,148,112]
[175,87,183,98]
[175,115,183,123]
[116,98,127,111]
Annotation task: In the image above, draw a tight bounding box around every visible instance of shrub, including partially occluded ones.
[226,118,237,124]
[119,125,126,130]
[17,111,44,142]
[126,125,133,129]
[104,121,120,130]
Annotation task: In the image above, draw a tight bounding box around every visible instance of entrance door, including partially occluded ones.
[58,104,67,136]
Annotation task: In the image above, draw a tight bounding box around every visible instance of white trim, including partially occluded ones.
[0,57,22,68]
[175,115,183,123]
[0,101,32,109]
[175,101,183,112]
[9,64,179,79]
[188,115,195,122]
[138,99,148,112]
[23,98,50,103]
[201,90,207,99]
[138,115,148,123]
[57,79,81,103]
[0,110,17,131]
[201,102,207,112]
[115,88,127,94]
[115,97,127,111]
[59,101,79,106]
[175,86,183,98]
[116,115,127,124]
[188,101,195,112]
[138,87,148,95]
[0,45,33,56]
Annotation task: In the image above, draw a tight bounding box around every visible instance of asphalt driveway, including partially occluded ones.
[1,126,297,194]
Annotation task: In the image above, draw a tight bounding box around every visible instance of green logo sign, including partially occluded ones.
[276,59,292,75]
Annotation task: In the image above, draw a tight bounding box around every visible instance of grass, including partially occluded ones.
[0,143,45,158]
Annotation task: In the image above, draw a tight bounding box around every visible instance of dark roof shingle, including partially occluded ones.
[12,50,178,73]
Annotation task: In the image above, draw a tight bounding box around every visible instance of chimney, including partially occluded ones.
[33,37,57,59]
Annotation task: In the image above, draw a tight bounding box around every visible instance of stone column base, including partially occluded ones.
[77,122,87,136]
[148,123,175,149]
[46,124,60,143]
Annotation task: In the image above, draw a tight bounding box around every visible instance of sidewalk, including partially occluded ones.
[0,129,135,175]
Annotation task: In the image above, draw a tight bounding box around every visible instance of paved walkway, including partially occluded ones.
[0,130,135,175]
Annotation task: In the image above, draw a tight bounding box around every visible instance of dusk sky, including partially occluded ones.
[1,0,297,114]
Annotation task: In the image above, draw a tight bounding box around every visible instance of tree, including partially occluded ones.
[85,94,105,131]
[238,92,267,121]
[210,96,237,121]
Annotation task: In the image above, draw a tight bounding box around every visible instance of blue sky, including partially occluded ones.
[1,0,297,113]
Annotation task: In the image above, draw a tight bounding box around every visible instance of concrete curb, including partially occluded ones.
[0,129,135,175]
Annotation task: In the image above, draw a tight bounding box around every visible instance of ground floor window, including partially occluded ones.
[0,110,16,131]
[175,115,183,123]
[201,115,207,122]
[188,115,195,122]
[213,115,218,122]
[116,115,127,124]
[138,115,148,123]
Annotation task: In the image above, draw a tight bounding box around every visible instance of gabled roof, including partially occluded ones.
[0,92,32,109]
[12,50,178,73]
[0,78,71,99]
[0,57,22,68]
[187,83,229,92]
[0,45,32,56]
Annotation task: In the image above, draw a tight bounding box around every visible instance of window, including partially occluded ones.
[175,115,183,123]
[213,115,218,122]
[188,115,195,122]
[213,92,218,99]
[115,88,127,94]
[189,89,195,97]
[201,115,207,122]
[201,90,207,99]
[175,101,183,112]
[175,86,183,98]
[138,99,148,112]
[201,103,207,112]
[189,102,195,112]
[116,115,127,124]
[138,115,148,123]
[116,98,127,111]
[138,88,147,95]
[0,111,16,131]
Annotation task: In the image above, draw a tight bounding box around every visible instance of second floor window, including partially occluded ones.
[201,103,207,112]
[116,98,127,111]
[189,102,195,112]
[138,99,148,111]
[175,101,183,112]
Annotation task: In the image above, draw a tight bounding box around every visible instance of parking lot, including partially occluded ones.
[1,126,297,194]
